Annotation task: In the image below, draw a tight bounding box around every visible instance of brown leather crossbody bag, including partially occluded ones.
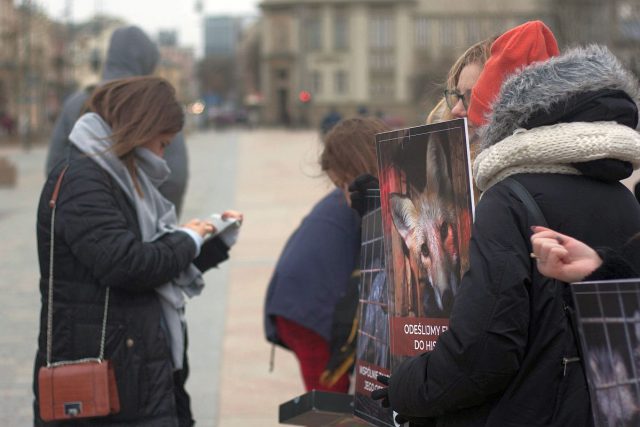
[38,166,121,421]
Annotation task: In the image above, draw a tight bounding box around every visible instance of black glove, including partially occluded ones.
[348,174,379,217]
[370,374,390,407]
[371,375,435,427]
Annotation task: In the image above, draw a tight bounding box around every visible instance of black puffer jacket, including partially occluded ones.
[388,46,640,426]
[390,174,640,427]
[33,148,225,426]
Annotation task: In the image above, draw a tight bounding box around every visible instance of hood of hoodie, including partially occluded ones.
[479,45,640,150]
[102,26,159,81]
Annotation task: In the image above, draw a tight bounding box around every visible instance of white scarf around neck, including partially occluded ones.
[473,121,640,191]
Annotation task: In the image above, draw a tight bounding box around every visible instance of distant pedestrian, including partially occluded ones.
[45,26,190,216]
[320,107,342,136]
[34,76,242,426]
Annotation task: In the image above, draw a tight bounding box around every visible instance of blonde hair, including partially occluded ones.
[426,36,496,124]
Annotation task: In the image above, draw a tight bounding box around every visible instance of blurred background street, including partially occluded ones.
[0,128,332,426]
[3,0,640,425]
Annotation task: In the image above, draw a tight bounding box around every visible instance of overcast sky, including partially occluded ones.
[39,0,260,56]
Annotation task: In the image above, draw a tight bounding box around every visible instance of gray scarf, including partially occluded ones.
[69,112,202,370]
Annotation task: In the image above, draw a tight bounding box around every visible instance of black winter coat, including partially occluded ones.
[33,149,227,426]
[389,173,640,427]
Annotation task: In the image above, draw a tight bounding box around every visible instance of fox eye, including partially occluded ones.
[440,221,449,242]
[420,243,430,257]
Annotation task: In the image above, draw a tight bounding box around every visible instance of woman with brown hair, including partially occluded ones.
[264,117,390,393]
[33,76,241,426]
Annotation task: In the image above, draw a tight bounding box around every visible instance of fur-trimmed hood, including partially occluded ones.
[479,45,640,149]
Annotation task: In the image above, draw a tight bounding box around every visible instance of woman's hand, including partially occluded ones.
[182,218,215,238]
[221,210,244,223]
[530,226,602,283]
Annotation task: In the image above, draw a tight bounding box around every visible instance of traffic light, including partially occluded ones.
[299,90,312,103]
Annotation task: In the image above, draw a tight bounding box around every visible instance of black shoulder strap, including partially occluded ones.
[502,177,585,373]
[502,177,548,228]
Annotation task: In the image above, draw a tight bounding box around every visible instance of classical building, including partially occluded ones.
[68,16,125,90]
[204,16,240,57]
[259,0,556,127]
[156,30,198,105]
[554,0,640,75]
[0,0,19,127]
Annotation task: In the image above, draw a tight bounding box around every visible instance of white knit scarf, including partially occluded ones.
[69,113,202,370]
[473,121,640,191]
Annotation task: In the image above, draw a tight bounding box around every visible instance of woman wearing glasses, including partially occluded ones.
[425,37,495,203]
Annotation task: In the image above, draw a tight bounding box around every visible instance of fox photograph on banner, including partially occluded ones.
[352,189,394,427]
[570,279,640,427]
[376,119,475,370]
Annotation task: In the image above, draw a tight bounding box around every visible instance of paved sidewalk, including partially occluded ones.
[218,128,332,426]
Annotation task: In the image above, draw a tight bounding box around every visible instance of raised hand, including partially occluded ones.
[530,225,602,282]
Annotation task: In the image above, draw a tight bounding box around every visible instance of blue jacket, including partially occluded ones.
[264,189,360,344]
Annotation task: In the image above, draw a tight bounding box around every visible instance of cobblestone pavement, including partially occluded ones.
[0,128,329,426]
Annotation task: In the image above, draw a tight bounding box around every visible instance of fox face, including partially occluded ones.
[391,193,460,313]
[389,139,461,315]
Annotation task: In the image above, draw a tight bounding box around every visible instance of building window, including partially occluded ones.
[369,78,395,99]
[415,17,430,47]
[335,70,348,94]
[334,10,349,50]
[304,9,323,51]
[311,70,322,94]
[273,16,291,52]
[370,52,395,71]
[466,18,482,45]
[440,18,456,47]
[369,13,394,49]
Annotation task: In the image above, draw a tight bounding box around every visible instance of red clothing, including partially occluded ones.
[275,316,349,392]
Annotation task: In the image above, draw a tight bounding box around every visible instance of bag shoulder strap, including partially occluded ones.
[46,165,110,367]
[502,177,548,227]
[502,177,584,374]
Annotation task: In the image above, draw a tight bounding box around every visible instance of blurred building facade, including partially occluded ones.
[555,0,640,75]
[12,3,72,141]
[0,3,197,143]
[2,0,640,139]
[204,16,240,57]
[156,30,198,105]
[0,3,124,141]
[259,0,554,127]
[68,16,124,90]
[0,0,19,131]
[200,15,259,126]
[258,0,640,128]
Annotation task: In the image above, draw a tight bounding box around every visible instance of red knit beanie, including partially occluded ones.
[467,21,559,126]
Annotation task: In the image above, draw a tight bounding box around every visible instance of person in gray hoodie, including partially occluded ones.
[45,26,189,215]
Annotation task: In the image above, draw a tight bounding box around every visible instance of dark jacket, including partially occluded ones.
[391,174,640,427]
[45,26,189,215]
[584,234,640,280]
[264,189,360,344]
[33,148,225,426]
[388,46,640,426]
